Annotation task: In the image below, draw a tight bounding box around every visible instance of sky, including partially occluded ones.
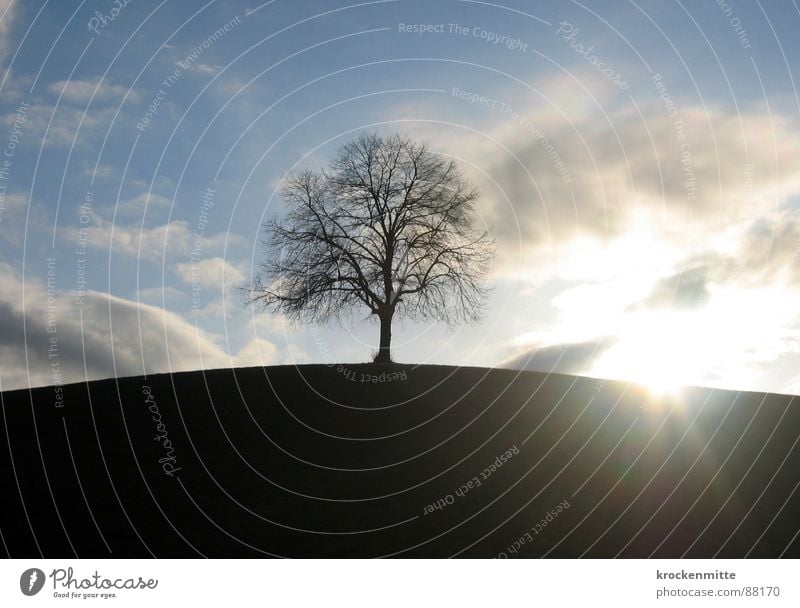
[1,0,800,394]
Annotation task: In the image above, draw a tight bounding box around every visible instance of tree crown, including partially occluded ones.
[249,133,494,330]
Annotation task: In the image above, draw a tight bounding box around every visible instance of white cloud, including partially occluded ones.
[234,338,279,367]
[406,69,800,392]
[116,192,173,215]
[171,256,251,320]
[412,70,800,277]
[0,191,24,209]
[589,284,800,392]
[48,78,135,104]
[173,256,245,290]
[137,285,186,306]
[501,245,800,392]
[2,103,118,147]
[185,62,220,75]
[82,164,116,179]
[0,263,280,391]
[0,0,17,68]
[211,76,252,98]
[500,337,616,376]
[63,217,241,262]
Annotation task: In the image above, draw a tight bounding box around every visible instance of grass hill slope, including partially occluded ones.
[1,364,798,558]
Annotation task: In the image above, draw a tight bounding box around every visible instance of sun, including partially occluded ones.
[606,352,688,398]
[590,316,696,398]
[638,369,686,398]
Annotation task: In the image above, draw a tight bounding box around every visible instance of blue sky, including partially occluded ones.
[1,0,800,393]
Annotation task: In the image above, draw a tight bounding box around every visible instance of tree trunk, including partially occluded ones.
[375,312,392,363]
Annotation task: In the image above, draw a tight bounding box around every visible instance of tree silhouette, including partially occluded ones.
[249,133,494,363]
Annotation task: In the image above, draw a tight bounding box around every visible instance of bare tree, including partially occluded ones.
[248,133,494,363]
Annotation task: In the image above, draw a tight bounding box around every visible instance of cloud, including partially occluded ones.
[0,0,17,68]
[0,263,280,391]
[115,192,173,216]
[211,76,253,98]
[589,285,800,392]
[424,70,800,391]
[499,337,616,375]
[184,62,220,75]
[2,103,118,147]
[173,256,245,290]
[623,204,800,304]
[0,192,25,242]
[0,191,24,210]
[505,260,800,391]
[731,206,800,287]
[82,164,116,179]
[63,217,241,262]
[137,285,186,306]
[47,78,134,104]
[629,266,711,311]
[420,72,800,271]
[0,193,44,247]
[171,256,248,319]
[234,338,279,367]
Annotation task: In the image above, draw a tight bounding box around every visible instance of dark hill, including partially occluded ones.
[1,364,798,558]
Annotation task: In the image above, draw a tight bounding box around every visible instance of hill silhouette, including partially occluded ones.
[1,364,798,558]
